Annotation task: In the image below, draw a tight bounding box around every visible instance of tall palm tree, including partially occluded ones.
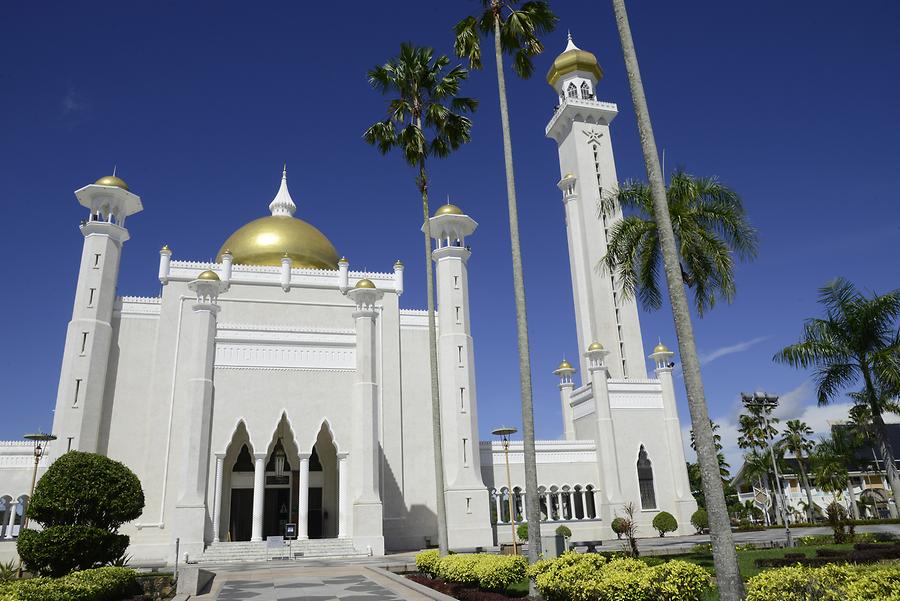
[777,420,817,523]
[609,2,744,598]
[600,170,758,316]
[453,0,556,565]
[737,411,780,525]
[775,278,900,516]
[364,43,477,555]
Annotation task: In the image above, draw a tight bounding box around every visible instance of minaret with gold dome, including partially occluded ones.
[52,173,143,455]
[546,33,647,380]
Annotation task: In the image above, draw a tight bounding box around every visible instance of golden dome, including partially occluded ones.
[653,342,671,354]
[434,203,463,217]
[197,270,220,281]
[587,341,604,351]
[556,359,575,372]
[546,36,603,87]
[216,215,339,270]
[355,278,376,289]
[95,175,129,190]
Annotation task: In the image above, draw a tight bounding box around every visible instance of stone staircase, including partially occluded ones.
[197,538,366,564]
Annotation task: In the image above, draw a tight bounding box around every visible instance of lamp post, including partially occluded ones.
[19,432,56,576]
[741,392,792,547]
[492,426,518,555]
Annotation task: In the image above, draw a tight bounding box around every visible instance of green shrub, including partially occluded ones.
[690,508,708,534]
[652,511,678,537]
[435,554,481,587]
[0,567,138,601]
[17,452,144,577]
[555,525,572,538]
[516,522,528,542]
[415,550,440,578]
[473,555,527,591]
[611,517,627,539]
[746,564,900,601]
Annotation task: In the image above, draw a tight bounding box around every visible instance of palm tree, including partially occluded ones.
[690,420,731,479]
[737,406,782,525]
[777,420,817,523]
[813,428,862,519]
[364,43,477,555]
[453,0,556,565]
[600,170,758,316]
[775,278,900,515]
[608,3,745,597]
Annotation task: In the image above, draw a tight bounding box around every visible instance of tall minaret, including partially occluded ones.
[52,174,143,454]
[428,202,493,550]
[546,34,647,380]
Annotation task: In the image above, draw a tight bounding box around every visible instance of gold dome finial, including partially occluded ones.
[95,175,129,190]
[355,278,376,289]
[587,341,604,352]
[556,358,575,372]
[434,203,463,217]
[653,341,670,354]
[394,259,404,268]
[546,33,603,87]
[197,270,220,281]
[161,244,170,252]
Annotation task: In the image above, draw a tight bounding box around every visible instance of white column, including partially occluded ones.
[556,491,564,520]
[4,502,17,539]
[212,455,224,543]
[298,453,310,540]
[493,491,502,524]
[251,453,266,542]
[337,452,349,538]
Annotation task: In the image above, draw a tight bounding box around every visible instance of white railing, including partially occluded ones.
[490,484,599,524]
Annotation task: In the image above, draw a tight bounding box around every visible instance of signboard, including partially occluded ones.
[284,523,297,540]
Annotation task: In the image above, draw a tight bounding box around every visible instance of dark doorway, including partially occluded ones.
[309,488,323,539]
[264,488,290,538]
[229,489,253,542]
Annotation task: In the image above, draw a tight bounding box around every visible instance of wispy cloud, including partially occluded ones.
[60,86,90,118]
[699,336,770,366]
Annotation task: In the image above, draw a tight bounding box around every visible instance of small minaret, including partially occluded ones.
[649,341,694,520]
[427,202,493,550]
[546,34,647,380]
[553,359,577,440]
[52,174,143,455]
[584,341,624,517]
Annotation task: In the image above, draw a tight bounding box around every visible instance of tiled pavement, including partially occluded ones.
[216,573,404,601]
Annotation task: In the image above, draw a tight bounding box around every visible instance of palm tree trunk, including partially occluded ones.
[871,411,900,518]
[846,479,860,520]
[610,2,744,598]
[491,8,542,568]
[418,156,449,556]
[797,456,816,523]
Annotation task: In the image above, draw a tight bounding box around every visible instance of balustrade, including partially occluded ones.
[490,483,598,524]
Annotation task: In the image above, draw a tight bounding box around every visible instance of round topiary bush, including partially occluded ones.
[555,525,572,538]
[516,522,528,542]
[611,517,627,539]
[18,451,144,576]
[652,511,678,537]
[691,508,709,534]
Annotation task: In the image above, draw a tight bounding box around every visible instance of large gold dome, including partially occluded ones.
[217,215,340,269]
[546,34,603,87]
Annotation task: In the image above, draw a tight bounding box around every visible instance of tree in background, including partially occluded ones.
[813,428,861,519]
[737,404,781,524]
[777,419,817,523]
[608,3,746,596]
[776,278,900,516]
[17,451,144,577]
[688,420,736,512]
[454,0,556,567]
[364,43,478,555]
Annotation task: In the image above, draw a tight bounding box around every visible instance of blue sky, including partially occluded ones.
[1,1,898,470]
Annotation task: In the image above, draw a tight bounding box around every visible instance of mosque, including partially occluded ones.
[0,37,695,564]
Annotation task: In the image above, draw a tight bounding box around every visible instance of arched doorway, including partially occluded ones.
[308,424,338,539]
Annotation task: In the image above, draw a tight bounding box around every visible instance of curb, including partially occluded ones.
[366,567,458,601]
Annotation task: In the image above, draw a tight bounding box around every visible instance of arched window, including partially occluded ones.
[637,446,657,509]
[580,81,591,99]
[584,485,597,519]
[567,82,577,98]
[232,444,254,471]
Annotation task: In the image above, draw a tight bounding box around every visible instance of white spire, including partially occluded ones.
[564,30,579,52]
[269,165,296,217]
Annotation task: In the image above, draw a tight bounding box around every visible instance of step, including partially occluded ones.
[198,539,366,564]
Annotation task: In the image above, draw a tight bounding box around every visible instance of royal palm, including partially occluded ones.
[777,420,817,523]
[454,0,556,564]
[776,277,900,515]
[364,43,477,555]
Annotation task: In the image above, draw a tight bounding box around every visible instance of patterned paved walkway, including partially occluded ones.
[217,573,403,601]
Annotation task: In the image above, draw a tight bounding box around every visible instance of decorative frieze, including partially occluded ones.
[214,324,355,370]
[479,440,597,466]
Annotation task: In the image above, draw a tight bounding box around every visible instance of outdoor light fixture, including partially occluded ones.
[20,432,56,575]
[492,426,518,555]
[274,439,286,478]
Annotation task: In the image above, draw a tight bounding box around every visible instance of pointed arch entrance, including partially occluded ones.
[306,422,339,539]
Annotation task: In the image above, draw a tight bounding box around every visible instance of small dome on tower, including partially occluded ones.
[197,270,220,281]
[95,175,129,190]
[653,342,671,354]
[434,203,463,217]
[587,341,604,351]
[546,33,603,87]
[355,278,376,289]
[556,358,575,372]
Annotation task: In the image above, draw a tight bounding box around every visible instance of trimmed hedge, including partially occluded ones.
[754,542,900,568]
[652,512,677,537]
[0,567,139,601]
[746,564,900,601]
[16,526,128,578]
[419,552,527,592]
[690,509,708,534]
[528,552,711,601]
[611,517,627,539]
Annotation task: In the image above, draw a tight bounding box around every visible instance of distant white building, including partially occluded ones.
[0,36,695,565]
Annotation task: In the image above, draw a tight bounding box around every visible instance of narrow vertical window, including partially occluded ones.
[93,253,101,268]
[567,82,577,98]
[462,438,468,466]
[457,345,463,364]
[80,332,88,355]
[637,445,656,509]
[580,81,590,99]
[459,387,466,411]
[455,306,461,324]
[73,379,82,407]
[88,288,96,307]
[453,275,460,289]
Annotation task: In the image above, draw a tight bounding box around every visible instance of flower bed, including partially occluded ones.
[413,551,528,598]
[0,567,139,601]
[746,563,900,600]
[754,541,900,568]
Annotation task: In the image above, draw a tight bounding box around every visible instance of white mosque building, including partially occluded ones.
[0,37,695,564]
